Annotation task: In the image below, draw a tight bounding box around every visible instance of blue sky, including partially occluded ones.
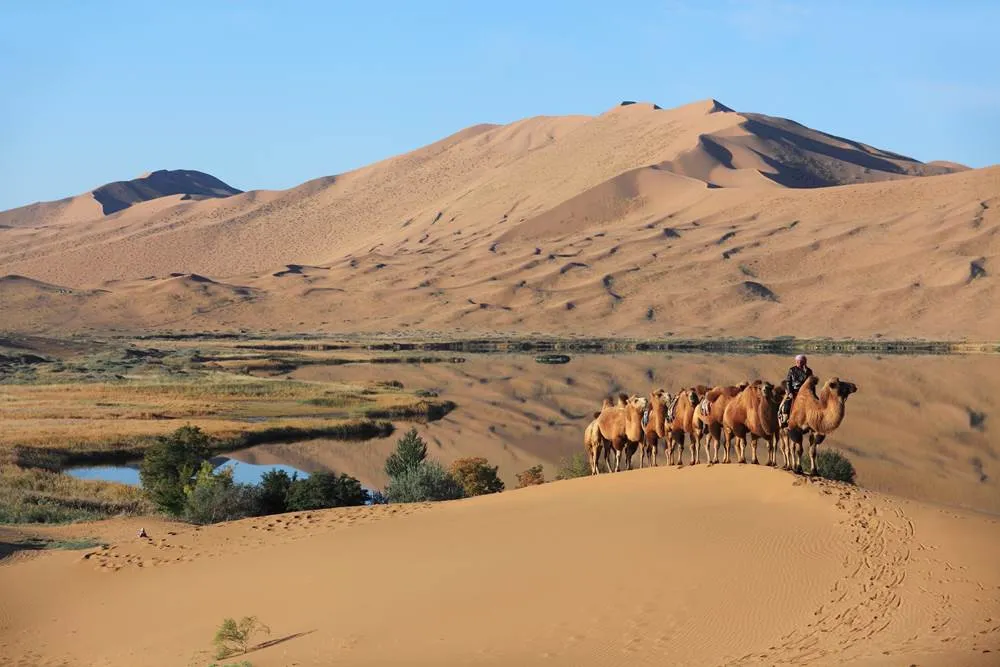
[1,0,997,210]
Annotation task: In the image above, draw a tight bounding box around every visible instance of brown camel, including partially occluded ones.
[786,376,858,475]
[640,389,672,468]
[595,393,648,472]
[664,387,702,465]
[722,382,785,466]
[584,414,610,475]
[692,382,749,464]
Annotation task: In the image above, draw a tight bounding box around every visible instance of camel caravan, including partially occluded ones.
[584,356,858,477]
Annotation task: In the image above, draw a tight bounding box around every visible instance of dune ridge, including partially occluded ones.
[0,99,996,340]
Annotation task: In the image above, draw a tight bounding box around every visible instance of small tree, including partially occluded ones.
[183,463,261,525]
[257,469,294,515]
[516,464,545,488]
[449,457,504,496]
[384,427,428,478]
[213,616,270,660]
[815,449,856,484]
[384,461,465,503]
[140,425,212,515]
[285,471,368,511]
[555,452,591,480]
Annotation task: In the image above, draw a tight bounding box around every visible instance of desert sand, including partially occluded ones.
[1,466,998,666]
[1,99,996,340]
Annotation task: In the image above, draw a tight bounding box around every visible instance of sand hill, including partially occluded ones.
[2,466,998,666]
[0,169,241,229]
[1,99,997,340]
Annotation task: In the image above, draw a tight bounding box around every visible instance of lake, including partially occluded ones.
[66,352,1000,516]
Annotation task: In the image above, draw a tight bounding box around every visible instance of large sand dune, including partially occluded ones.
[1,99,995,339]
[1,466,997,666]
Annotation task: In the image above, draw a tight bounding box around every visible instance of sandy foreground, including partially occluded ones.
[1,465,998,666]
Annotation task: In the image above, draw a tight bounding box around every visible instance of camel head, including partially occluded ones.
[760,381,775,403]
[826,377,858,401]
[628,395,649,413]
[685,387,699,406]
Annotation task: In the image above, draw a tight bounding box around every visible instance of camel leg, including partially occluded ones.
[778,431,789,469]
[749,435,759,465]
[675,433,685,466]
[703,432,713,466]
[720,429,730,464]
[735,435,745,464]
[807,433,818,476]
[766,434,776,467]
[590,444,601,475]
[652,437,658,467]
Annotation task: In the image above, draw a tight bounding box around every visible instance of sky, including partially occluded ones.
[1,0,998,210]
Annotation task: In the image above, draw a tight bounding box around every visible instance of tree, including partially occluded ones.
[182,462,261,525]
[257,469,294,515]
[139,425,212,515]
[449,457,504,496]
[384,427,427,478]
[555,452,591,480]
[384,460,465,503]
[285,471,368,511]
[516,464,545,488]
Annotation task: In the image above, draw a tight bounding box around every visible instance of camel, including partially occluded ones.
[664,387,702,465]
[722,382,786,466]
[692,382,749,464]
[786,376,858,475]
[639,389,672,468]
[583,415,610,475]
[595,393,648,472]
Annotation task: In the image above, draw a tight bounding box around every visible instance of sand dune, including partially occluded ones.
[1,98,994,339]
[1,466,997,666]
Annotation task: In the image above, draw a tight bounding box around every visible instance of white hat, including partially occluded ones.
[795,354,806,362]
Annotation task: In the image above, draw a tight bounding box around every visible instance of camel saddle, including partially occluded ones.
[698,397,712,416]
[666,394,680,423]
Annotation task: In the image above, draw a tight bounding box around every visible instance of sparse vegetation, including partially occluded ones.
[516,464,546,488]
[814,449,857,484]
[0,464,152,523]
[213,616,270,660]
[555,452,591,480]
[449,457,504,497]
[384,460,466,503]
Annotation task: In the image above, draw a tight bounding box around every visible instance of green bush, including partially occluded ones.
[384,461,465,503]
[815,449,857,484]
[213,616,270,660]
[384,428,427,478]
[555,452,591,480]
[257,469,293,515]
[183,463,261,525]
[140,425,212,515]
[449,457,504,496]
[285,471,368,510]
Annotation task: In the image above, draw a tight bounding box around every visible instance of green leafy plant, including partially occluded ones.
[383,427,428,478]
[814,449,857,484]
[213,616,270,660]
[139,425,211,515]
[285,471,368,510]
[384,460,465,503]
[555,452,591,480]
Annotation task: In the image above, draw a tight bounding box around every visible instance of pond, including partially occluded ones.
[67,457,310,487]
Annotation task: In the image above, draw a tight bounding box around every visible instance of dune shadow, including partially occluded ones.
[248,630,316,655]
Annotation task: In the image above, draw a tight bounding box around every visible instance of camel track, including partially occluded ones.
[724,478,999,665]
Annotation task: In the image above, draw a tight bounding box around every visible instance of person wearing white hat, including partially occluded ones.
[779,354,813,426]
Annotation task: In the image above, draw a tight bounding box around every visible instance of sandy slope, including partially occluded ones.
[1,100,995,340]
[1,467,997,666]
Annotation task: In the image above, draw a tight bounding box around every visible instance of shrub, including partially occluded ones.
[384,428,427,478]
[516,464,545,488]
[449,457,504,497]
[183,463,261,525]
[140,425,212,515]
[213,616,270,660]
[384,461,465,503]
[555,452,591,480]
[257,469,293,515]
[815,449,856,484]
[285,471,368,511]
